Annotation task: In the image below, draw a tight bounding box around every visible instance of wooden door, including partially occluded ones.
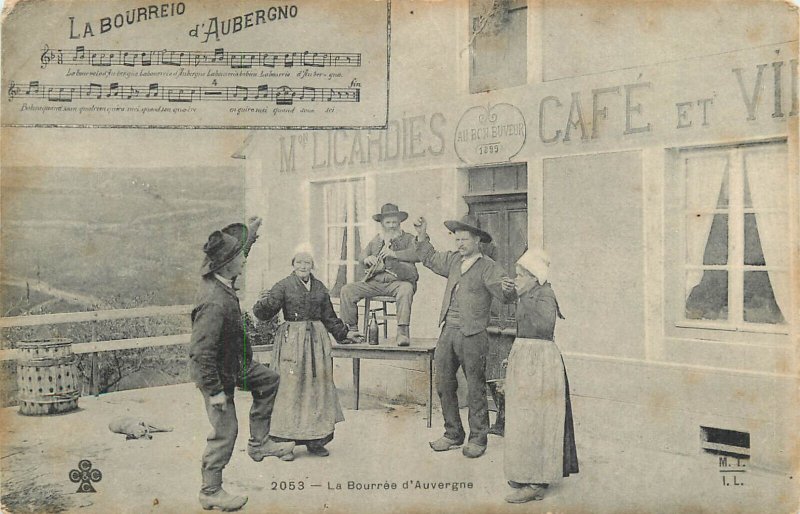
[468,193,528,329]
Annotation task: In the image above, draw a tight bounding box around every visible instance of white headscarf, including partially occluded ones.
[516,248,550,285]
[291,243,315,267]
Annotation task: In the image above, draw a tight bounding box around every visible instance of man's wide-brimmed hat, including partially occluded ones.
[221,222,248,244]
[373,203,409,222]
[199,223,248,276]
[444,215,492,244]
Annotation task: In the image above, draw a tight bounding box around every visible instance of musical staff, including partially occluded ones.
[40,45,362,70]
[7,81,360,105]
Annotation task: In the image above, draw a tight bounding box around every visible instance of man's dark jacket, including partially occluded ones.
[360,231,420,286]
[188,276,250,396]
[416,236,515,336]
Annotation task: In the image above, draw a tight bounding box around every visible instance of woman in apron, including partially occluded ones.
[503,249,579,503]
[253,247,351,460]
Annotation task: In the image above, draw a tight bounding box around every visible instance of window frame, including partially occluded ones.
[665,139,791,342]
[316,177,369,296]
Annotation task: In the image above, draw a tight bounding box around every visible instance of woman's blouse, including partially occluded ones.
[253,273,349,342]
[516,282,564,341]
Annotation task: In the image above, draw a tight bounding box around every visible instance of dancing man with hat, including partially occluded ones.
[188,218,294,511]
[340,203,420,346]
[414,215,516,458]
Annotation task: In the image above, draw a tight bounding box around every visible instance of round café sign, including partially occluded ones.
[454,103,526,165]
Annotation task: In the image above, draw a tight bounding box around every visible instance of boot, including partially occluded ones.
[198,488,248,511]
[489,406,505,436]
[306,441,330,457]
[396,325,411,347]
[247,439,295,462]
[462,441,487,458]
[488,422,505,436]
[429,436,463,452]
[488,384,505,436]
[504,485,545,503]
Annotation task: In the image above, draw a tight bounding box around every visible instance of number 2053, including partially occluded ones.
[271,481,304,491]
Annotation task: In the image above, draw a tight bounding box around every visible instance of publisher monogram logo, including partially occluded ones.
[69,459,102,493]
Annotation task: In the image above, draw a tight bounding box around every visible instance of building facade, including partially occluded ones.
[240,1,798,472]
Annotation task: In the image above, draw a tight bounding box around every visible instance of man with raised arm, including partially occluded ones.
[188,218,294,511]
[414,215,516,459]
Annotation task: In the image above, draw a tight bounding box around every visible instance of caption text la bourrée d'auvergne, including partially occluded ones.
[268,480,474,492]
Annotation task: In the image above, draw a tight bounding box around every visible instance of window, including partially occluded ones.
[679,142,789,330]
[321,178,367,297]
[469,0,527,93]
[467,163,527,194]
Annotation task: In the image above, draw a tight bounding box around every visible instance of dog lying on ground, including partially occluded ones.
[108,417,174,440]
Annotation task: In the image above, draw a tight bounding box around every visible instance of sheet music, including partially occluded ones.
[1,1,388,128]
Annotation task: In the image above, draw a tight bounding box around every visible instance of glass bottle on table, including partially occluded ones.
[368,311,379,345]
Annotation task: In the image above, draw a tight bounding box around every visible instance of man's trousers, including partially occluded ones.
[339,279,414,328]
[435,326,490,446]
[199,360,280,494]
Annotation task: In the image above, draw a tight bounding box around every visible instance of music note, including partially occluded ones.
[122,52,137,67]
[275,85,294,105]
[87,82,102,99]
[26,81,40,95]
[303,52,326,67]
[262,53,277,68]
[47,86,75,102]
[300,86,317,101]
[232,53,256,69]
[29,46,363,70]
[166,86,196,102]
[162,51,181,66]
[6,81,361,106]
[255,84,270,100]
[124,85,141,100]
[232,85,249,101]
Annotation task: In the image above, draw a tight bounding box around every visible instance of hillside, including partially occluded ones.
[1,166,246,315]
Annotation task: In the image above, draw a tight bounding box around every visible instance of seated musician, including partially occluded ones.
[339,203,420,346]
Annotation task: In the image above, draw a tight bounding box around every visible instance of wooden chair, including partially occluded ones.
[363,295,397,338]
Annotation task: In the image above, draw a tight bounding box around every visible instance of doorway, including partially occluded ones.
[464,163,528,329]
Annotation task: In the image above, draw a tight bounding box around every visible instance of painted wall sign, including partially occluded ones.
[278,112,447,172]
[454,103,526,165]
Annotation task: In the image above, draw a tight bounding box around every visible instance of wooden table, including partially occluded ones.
[331,341,437,428]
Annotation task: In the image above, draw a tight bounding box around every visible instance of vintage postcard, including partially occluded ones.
[1,0,798,513]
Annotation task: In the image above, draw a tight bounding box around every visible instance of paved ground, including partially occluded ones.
[1,383,797,514]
